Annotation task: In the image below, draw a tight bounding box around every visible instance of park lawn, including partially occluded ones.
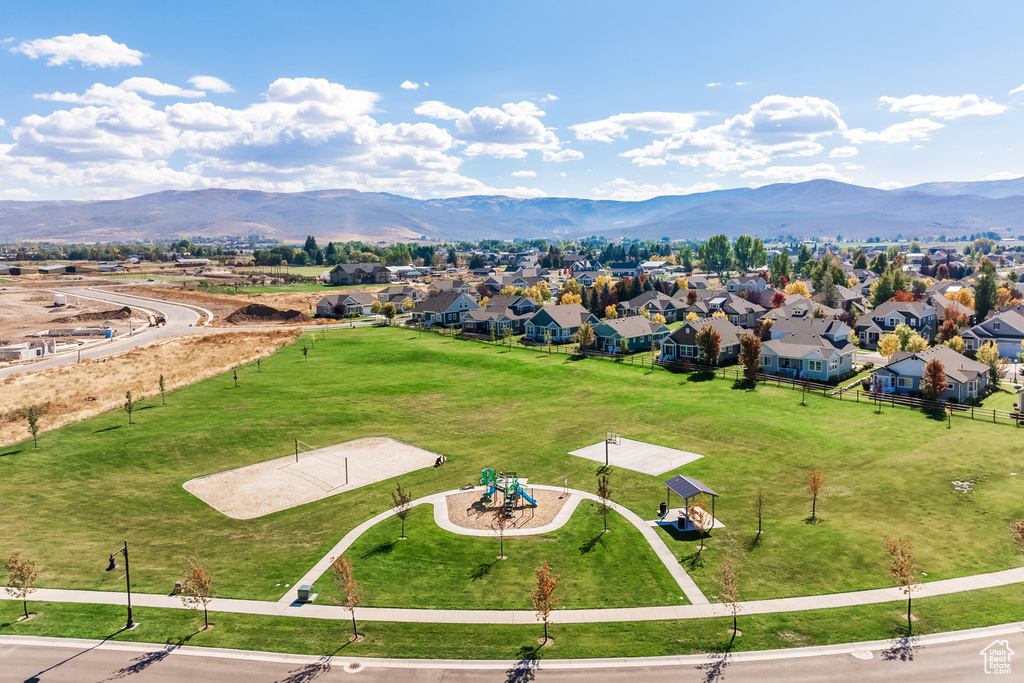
[324,502,686,609]
[980,386,1019,412]
[0,326,1023,607]
[4,583,1024,659]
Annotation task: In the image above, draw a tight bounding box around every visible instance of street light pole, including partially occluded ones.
[106,540,136,629]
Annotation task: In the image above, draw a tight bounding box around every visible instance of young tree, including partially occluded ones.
[617,336,629,356]
[696,325,722,366]
[770,291,786,309]
[27,406,39,449]
[392,483,413,540]
[806,468,825,519]
[491,502,511,559]
[883,535,920,635]
[382,302,398,325]
[878,333,901,360]
[739,332,762,379]
[1009,519,1024,556]
[302,345,308,361]
[572,321,595,353]
[5,552,37,620]
[532,561,563,646]
[502,327,513,348]
[685,311,699,322]
[712,552,741,637]
[233,368,238,388]
[604,304,618,319]
[597,474,612,532]
[159,374,166,405]
[543,328,553,355]
[690,495,711,561]
[179,555,215,630]
[123,391,139,426]
[784,281,810,298]
[752,485,767,537]
[328,555,364,641]
[919,358,947,401]
[370,299,384,321]
[945,335,967,354]
[976,341,1006,385]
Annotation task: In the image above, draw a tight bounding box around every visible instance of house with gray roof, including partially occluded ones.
[760,322,855,382]
[872,344,989,402]
[524,304,599,343]
[853,300,936,349]
[316,292,378,317]
[660,317,743,364]
[411,291,480,327]
[591,316,670,353]
[328,263,389,285]
[961,310,1024,357]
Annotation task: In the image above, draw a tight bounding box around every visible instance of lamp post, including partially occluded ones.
[106,541,136,629]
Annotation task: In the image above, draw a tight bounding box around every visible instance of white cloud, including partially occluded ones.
[538,94,558,104]
[843,163,864,170]
[1010,84,1024,96]
[877,180,904,190]
[571,112,699,142]
[879,94,1006,120]
[986,171,1020,180]
[188,75,233,93]
[118,77,204,98]
[416,99,580,161]
[0,187,37,199]
[400,80,419,90]
[706,82,721,87]
[740,163,850,186]
[591,177,721,201]
[829,145,858,158]
[11,33,143,68]
[618,95,846,172]
[735,81,749,86]
[845,118,944,144]
[511,170,536,177]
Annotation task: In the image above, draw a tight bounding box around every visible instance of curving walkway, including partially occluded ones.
[284,485,708,605]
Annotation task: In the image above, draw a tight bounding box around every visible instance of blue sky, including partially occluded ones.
[2,1,1023,201]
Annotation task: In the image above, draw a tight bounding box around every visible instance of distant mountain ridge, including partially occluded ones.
[2,177,1023,244]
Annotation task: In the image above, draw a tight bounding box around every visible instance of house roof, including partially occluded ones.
[595,315,668,339]
[531,303,596,328]
[871,300,935,319]
[883,344,989,384]
[414,291,474,313]
[485,294,535,309]
[771,317,849,337]
[666,317,743,346]
[762,330,852,359]
[964,310,1024,339]
[664,475,718,499]
[318,292,376,306]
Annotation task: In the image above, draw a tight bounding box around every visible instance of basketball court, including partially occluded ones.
[183,436,441,519]
[568,435,703,475]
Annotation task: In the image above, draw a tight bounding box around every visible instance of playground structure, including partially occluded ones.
[480,468,538,518]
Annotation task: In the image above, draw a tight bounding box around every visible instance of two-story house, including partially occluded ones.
[410,292,480,327]
[872,344,990,402]
[524,304,600,343]
[961,310,1024,357]
[853,301,936,349]
[591,316,671,354]
[760,317,856,381]
[659,318,743,365]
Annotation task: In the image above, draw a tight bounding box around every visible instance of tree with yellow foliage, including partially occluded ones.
[944,288,974,309]
[675,277,689,291]
[652,313,667,324]
[847,276,860,287]
[604,305,618,319]
[686,312,699,321]
[906,335,930,352]
[784,281,810,297]
[638,305,651,320]
[594,275,611,291]
[711,310,727,318]
[944,335,967,354]
[478,296,490,307]
[878,333,901,359]
[536,281,553,302]
[996,286,1021,309]
[559,292,582,305]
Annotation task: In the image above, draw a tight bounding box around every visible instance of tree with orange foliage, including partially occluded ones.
[329,555,364,641]
[532,562,563,645]
[806,468,825,519]
[883,536,920,635]
[891,290,918,303]
[770,291,786,309]
[919,358,946,400]
[179,556,216,630]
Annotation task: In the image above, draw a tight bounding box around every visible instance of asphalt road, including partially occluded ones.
[0,632,1011,682]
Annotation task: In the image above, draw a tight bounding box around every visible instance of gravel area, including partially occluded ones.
[444,488,570,531]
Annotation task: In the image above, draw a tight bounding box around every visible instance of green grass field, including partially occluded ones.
[325,502,686,609]
[1,326,1023,611]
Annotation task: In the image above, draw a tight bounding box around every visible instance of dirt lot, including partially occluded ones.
[0,328,300,446]
[445,489,570,531]
[0,288,138,344]
[127,284,329,321]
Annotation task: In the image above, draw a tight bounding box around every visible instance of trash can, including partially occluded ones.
[659,502,667,517]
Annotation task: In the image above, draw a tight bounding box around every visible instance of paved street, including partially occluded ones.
[1,628,1018,682]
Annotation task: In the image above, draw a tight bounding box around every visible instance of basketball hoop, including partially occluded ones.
[604,433,620,468]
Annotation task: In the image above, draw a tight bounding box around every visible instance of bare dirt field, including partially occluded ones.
[183,437,441,519]
[0,328,299,446]
[444,488,570,531]
[0,288,134,344]
[128,285,328,322]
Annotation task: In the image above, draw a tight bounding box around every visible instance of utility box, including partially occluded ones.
[297,584,315,603]
[53,293,67,306]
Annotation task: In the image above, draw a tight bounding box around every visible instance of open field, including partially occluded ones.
[0,326,1022,609]
[126,283,330,321]
[0,329,299,446]
[4,583,1024,659]
[0,288,131,343]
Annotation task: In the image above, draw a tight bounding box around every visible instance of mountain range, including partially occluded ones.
[2,177,1024,244]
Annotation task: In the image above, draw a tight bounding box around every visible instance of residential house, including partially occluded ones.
[591,316,670,354]
[316,292,378,317]
[928,292,975,325]
[702,292,765,328]
[461,307,532,335]
[376,285,426,303]
[812,283,864,313]
[524,304,599,343]
[607,262,643,278]
[726,276,767,293]
[872,344,990,402]
[660,317,743,364]
[427,279,473,296]
[853,301,937,349]
[617,291,681,321]
[569,259,604,273]
[961,310,1024,357]
[760,321,856,382]
[329,263,389,285]
[574,270,608,287]
[480,294,538,316]
[410,291,481,327]
[686,275,718,290]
